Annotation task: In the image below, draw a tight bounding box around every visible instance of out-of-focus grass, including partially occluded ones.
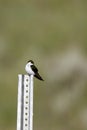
[0,1,87,130]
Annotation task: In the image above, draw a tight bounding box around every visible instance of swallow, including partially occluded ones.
[25,60,44,81]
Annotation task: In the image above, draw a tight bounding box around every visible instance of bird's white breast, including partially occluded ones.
[25,63,34,75]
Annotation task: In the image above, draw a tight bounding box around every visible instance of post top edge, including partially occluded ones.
[18,74,29,76]
[18,74,34,76]
[18,74,34,80]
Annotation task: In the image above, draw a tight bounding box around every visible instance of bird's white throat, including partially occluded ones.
[25,62,34,75]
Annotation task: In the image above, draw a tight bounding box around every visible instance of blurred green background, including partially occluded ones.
[0,0,87,130]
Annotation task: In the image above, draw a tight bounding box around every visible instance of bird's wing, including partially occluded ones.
[31,65,38,73]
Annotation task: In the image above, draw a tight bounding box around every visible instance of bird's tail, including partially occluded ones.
[34,73,44,81]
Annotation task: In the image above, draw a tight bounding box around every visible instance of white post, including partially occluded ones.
[17,74,34,130]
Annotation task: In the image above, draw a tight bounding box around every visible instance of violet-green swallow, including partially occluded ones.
[25,60,44,81]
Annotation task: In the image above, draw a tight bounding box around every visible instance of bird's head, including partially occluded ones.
[27,60,34,64]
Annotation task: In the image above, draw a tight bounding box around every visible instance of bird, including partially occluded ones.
[25,60,44,81]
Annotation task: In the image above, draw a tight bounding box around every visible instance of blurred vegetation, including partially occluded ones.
[0,0,87,130]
